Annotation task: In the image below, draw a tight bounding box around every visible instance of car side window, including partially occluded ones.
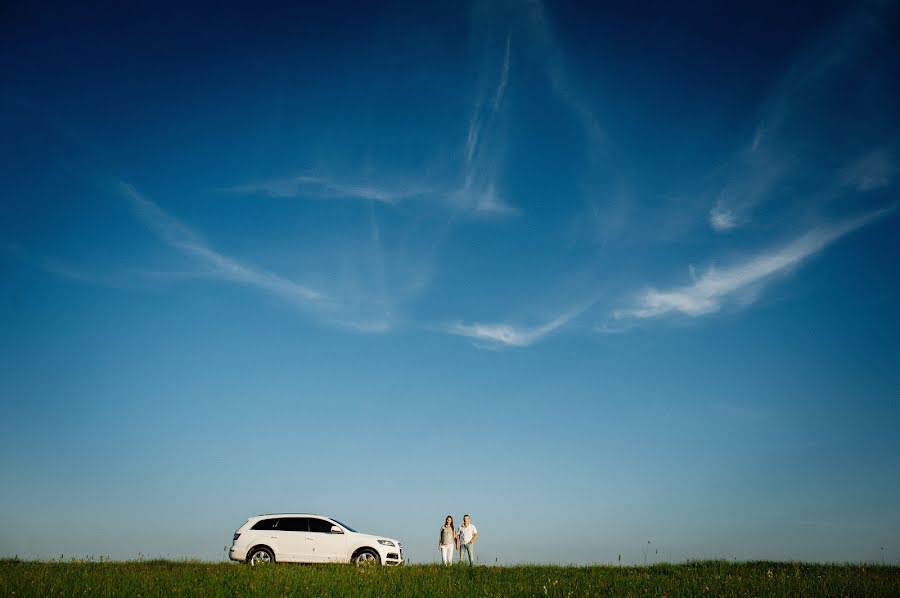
[308,518,337,534]
[279,517,310,532]
[251,518,279,531]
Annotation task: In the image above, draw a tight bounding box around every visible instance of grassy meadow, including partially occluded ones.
[0,559,897,596]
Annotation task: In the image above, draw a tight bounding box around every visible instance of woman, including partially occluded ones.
[438,515,458,564]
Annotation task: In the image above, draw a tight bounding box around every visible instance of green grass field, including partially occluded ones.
[1,560,897,596]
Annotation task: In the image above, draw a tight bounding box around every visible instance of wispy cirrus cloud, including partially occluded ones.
[446,305,587,348]
[120,181,326,307]
[523,0,603,149]
[708,0,898,232]
[617,207,893,319]
[36,256,126,288]
[225,2,600,220]
[455,31,518,216]
[223,175,434,205]
[7,244,135,289]
[121,181,431,334]
[839,149,898,192]
[709,204,739,232]
[465,33,510,167]
[224,17,519,218]
[456,0,605,217]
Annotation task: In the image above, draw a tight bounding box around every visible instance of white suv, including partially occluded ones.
[229,514,403,566]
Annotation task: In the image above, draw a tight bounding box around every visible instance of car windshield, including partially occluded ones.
[330,518,356,533]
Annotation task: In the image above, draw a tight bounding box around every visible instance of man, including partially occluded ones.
[457,514,478,565]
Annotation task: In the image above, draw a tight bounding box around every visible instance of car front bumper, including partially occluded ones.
[383,543,403,565]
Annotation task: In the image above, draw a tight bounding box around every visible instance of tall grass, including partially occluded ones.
[1,559,897,596]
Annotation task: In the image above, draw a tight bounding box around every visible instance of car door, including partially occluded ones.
[248,517,282,559]
[306,517,348,562]
[277,517,312,562]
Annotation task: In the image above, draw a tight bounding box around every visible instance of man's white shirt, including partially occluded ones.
[458,524,477,544]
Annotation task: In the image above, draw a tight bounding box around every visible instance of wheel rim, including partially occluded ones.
[250,550,271,565]
[356,552,376,566]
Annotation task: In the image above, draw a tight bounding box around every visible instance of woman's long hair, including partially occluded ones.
[444,515,454,530]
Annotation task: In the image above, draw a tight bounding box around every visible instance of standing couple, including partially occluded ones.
[438,514,478,565]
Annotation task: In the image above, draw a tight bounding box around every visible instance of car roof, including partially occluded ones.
[249,513,333,520]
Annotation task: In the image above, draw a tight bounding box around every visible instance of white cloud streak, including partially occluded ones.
[525,0,604,148]
[447,306,585,347]
[224,175,432,205]
[36,257,125,287]
[491,34,511,112]
[708,0,896,231]
[223,30,516,217]
[120,181,325,307]
[221,11,525,218]
[457,30,518,216]
[618,208,892,319]
[709,204,738,232]
[464,34,510,170]
[839,149,897,192]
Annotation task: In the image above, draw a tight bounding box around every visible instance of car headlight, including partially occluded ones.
[378,540,395,547]
[233,533,241,542]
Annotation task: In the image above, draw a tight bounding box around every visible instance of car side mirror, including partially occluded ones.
[331,525,344,534]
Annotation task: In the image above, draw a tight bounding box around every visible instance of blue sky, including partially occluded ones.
[1,0,898,564]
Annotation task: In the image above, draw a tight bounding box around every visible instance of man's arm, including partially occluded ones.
[471,530,478,543]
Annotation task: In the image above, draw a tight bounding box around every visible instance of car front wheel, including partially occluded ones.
[353,549,380,566]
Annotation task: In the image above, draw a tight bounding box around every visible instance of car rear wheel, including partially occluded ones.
[248,547,274,565]
[353,549,380,566]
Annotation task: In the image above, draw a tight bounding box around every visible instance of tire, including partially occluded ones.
[353,548,380,566]
[247,546,275,565]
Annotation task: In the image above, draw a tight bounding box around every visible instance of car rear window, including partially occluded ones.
[251,518,279,530]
